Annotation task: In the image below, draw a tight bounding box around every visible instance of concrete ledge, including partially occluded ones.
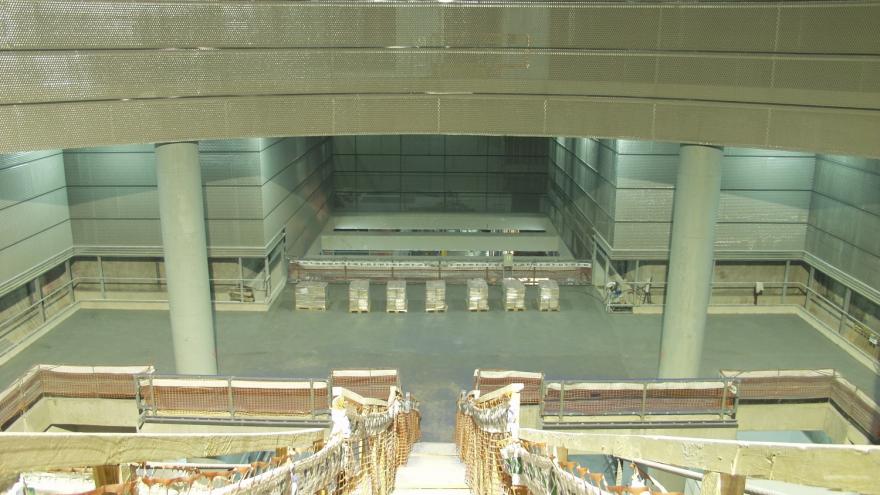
[633,305,799,315]
[76,300,270,312]
[0,303,79,367]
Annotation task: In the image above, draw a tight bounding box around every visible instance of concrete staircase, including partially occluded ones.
[394,442,470,495]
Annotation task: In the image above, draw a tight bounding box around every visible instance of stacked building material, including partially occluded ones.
[295,281,327,310]
[502,278,526,311]
[349,279,370,313]
[386,280,407,313]
[538,279,560,311]
[467,278,489,311]
[425,280,447,312]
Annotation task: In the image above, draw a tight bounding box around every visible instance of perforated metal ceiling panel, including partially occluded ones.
[1,1,879,156]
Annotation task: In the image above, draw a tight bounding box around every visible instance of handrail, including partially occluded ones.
[0,429,326,479]
[518,428,880,495]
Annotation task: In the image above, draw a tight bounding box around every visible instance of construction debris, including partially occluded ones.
[349,279,370,313]
[467,278,489,312]
[538,279,560,311]
[387,280,407,313]
[425,280,447,312]
[502,278,526,311]
[295,281,327,310]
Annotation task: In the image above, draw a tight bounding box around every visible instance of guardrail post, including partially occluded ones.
[148,375,157,416]
[97,256,106,299]
[309,379,316,418]
[702,472,745,495]
[640,383,648,420]
[781,260,790,304]
[227,377,235,418]
[34,275,46,323]
[558,382,565,423]
[838,287,852,334]
[238,257,245,302]
[65,259,75,303]
[720,381,729,420]
[805,266,815,308]
[264,255,271,297]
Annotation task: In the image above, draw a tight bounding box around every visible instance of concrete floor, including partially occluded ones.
[1,284,877,441]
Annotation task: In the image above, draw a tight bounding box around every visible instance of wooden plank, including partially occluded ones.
[0,429,325,478]
[519,428,880,495]
[702,472,745,495]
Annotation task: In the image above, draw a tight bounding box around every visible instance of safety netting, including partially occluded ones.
[542,380,736,417]
[473,369,544,406]
[0,365,152,430]
[330,370,400,401]
[31,389,421,495]
[456,385,619,495]
[723,369,880,442]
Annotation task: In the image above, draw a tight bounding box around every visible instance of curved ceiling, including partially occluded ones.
[1,0,878,156]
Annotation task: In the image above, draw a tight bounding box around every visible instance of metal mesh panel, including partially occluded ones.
[0,365,151,430]
[543,380,735,417]
[473,370,544,406]
[331,369,399,401]
[720,369,835,400]
[138,377,330,419]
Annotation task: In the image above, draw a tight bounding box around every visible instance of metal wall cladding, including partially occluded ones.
[0,151,64,209]
[807,227,880,292]
[808,155,880,294]
[716,191,811,223]
[814,157,880,216]
[332,135,547,214]
[0,222,72,286]
[810,194,880,258]
[0,183,69,251]
[721,156,816,191]
[613,222,808,252]
[0,151,72,286]
[64,144,270,249]
[0,149,59,170]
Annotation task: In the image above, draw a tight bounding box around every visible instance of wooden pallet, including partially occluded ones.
[296,306,326,311]
[425,308,447,313]
[387,309,408,313]
[505,307,526,312]
[539,308,560,312]
[468,308,489,312]
[349,309,370,314]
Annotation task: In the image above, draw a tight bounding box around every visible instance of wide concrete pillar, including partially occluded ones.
[155,142,218,375]
[658,144,722,378]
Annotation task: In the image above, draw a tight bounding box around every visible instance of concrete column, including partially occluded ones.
[155,142,218,375]
[658,144,723,378]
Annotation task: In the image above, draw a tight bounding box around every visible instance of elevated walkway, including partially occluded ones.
[394,442,468,495]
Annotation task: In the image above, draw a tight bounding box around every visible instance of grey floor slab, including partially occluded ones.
[1,284,877,441]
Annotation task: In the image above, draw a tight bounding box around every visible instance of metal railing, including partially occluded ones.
[135,373,331,428]
[541,377,739,423]
[289,259,592,285]
[604,276,880,365]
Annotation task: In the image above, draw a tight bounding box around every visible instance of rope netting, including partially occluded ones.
[62,390,420,495]
[456,386,650,495]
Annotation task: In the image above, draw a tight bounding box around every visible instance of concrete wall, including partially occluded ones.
[332,135,547,214]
